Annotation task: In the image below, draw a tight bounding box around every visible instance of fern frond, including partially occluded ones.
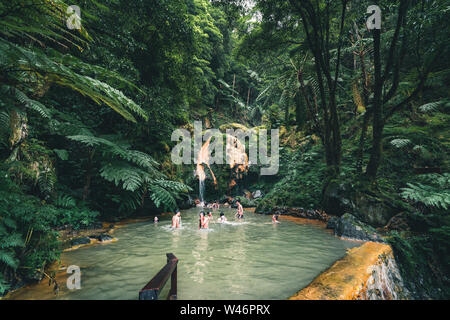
[0,233,24,249]
[0,250,19,269]
[390,138,412,149]
[54,194,76,208]
[418,100,443,113]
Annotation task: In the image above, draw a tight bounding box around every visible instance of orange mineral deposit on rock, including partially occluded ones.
[289,242,410,300]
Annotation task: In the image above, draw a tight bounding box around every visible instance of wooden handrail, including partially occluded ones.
[139,253,179,300]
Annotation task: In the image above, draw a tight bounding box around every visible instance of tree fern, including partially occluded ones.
[100,163,147,192]
[401,174,450,210]
[0,250,19,270]
[69,134,191,210]
[418,100,444,113]
[53,149,69,161]
[390,138,412,149]
[54,194,76,209]
[0,33,146,123]
[148,185,178,210]
[0,233,24,249]
[37,170,56,198]
[0,274,10,295]
[2,85,51,119]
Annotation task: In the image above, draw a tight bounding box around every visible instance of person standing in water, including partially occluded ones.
[218,212,227,223]
[199,211,210,229]
[154,216,159,223]
[207,211,214,223]
[203,212,210,229]
[172,209,181,229]
[199,211,205,229]
[235,200,244,219]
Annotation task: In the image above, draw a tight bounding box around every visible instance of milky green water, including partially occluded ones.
[59,208,359,300]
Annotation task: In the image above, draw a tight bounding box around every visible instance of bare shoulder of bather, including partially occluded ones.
[172,215,177,228]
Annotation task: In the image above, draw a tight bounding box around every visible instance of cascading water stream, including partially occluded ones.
[195,133,249,204]
[196,137,212,206]
[199,171,205,203]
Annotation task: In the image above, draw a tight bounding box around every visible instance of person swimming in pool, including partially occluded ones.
[272,214,280,224]
[235,200,244,219]
[172,209,181,229]
[218,212,227,223]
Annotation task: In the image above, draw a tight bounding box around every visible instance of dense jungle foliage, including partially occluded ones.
[0,0,448,299]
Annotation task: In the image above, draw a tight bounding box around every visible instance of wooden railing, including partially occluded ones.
[139,253,178,300]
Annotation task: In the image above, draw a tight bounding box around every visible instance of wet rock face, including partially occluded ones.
[322,181,354,217]
[358,252,412,300]
[71,237,91,246]
[89,234,113,242]
[333,213,384,242]
[352,193,400,227]
[322,181,403,227]
[326,216,339,229]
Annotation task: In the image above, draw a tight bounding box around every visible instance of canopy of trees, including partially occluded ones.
[0,0,448,299]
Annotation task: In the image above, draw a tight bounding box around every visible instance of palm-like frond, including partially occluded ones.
[69,134,191,210]
[401,174,450,210]
[418,100,446,113]
[390,138,412,149]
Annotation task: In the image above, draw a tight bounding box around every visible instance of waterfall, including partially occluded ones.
[199,178,205,203]
[196,138,211,206]
[195,133,249,204]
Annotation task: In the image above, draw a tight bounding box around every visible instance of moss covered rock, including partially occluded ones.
[334,213,384,242]
[322,181,354,216]
[322,181,405,227]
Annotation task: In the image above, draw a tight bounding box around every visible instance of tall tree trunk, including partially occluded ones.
[246,87,251,107]
[231,73,236,115]
[356,109,371,174]
[82,148,95,201]
[366,29,383,180]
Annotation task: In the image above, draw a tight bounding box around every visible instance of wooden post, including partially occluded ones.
[167,253,177,300]
[168,266,177,300]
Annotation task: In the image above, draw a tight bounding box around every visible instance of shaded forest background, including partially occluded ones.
[0,0,448,299]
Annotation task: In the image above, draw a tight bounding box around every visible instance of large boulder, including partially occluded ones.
[334,213,384,242]
[71,237,91,246]
[322,181,354,216]
[89,234,114,242]
[322,181,404,227]
[326,216,339,229]
[352,192,402,227]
